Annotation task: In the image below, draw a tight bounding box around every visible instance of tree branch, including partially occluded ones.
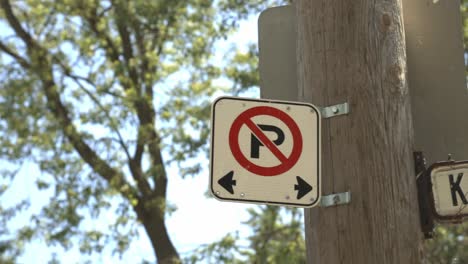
[113,1,140,90]
[134,130,144,165]
[110,1,167,199]
[132,20,151,165]
[78,3,158,199]
[42,76,139,200]
[60,65,153,198]
[0,41,30,68]
[0,0,139,201]
[83,6,120,65]
[67,75,132,159]
[36,4,56,38]
[134,21,150,95]
[0,0,35,47]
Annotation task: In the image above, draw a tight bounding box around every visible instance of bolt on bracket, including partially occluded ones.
[320,102,349,119]
[320,191,351,207]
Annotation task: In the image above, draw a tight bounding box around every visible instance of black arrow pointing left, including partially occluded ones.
[218,171,236,194]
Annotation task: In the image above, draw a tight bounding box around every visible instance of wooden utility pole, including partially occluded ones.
[296,0,424,263]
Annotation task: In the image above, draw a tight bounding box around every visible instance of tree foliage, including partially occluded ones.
[0,0,286,263]
[2,0,468,263]
[425,223,468,264]
[187,206,305,264]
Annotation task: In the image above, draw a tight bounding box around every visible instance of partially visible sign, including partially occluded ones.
[430,161,468,221]
[210,96,321,207]
[403,0,468,164]
[258,6,297,101]
[258,2,468,164]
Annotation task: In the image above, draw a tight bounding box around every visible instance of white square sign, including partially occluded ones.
[209,96,321,207]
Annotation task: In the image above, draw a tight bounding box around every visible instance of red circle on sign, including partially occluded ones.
[229,106,303,176]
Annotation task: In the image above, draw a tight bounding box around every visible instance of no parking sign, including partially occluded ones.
[210,97,321,207]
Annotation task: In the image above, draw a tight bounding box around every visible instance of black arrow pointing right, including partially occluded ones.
[294,176,312,199]
[218,171,236,194]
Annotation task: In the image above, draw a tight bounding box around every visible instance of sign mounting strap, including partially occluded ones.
[320,102,349,119]
[320,191,351,207]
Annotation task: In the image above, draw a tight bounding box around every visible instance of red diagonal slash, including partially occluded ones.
[244,119,288,163]
[229,105,303,176]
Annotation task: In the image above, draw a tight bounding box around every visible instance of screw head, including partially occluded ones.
[240,193,245,197]
[332,107,339,114]
[333,195,341,204]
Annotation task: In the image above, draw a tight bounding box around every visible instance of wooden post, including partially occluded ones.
[296,0,424,263]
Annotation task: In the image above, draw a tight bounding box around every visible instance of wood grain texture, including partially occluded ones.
[296,0,424,263]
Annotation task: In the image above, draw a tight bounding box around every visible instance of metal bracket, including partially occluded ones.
[320,191,351,207]
[414,151,434,239]
[320,102,349,119]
